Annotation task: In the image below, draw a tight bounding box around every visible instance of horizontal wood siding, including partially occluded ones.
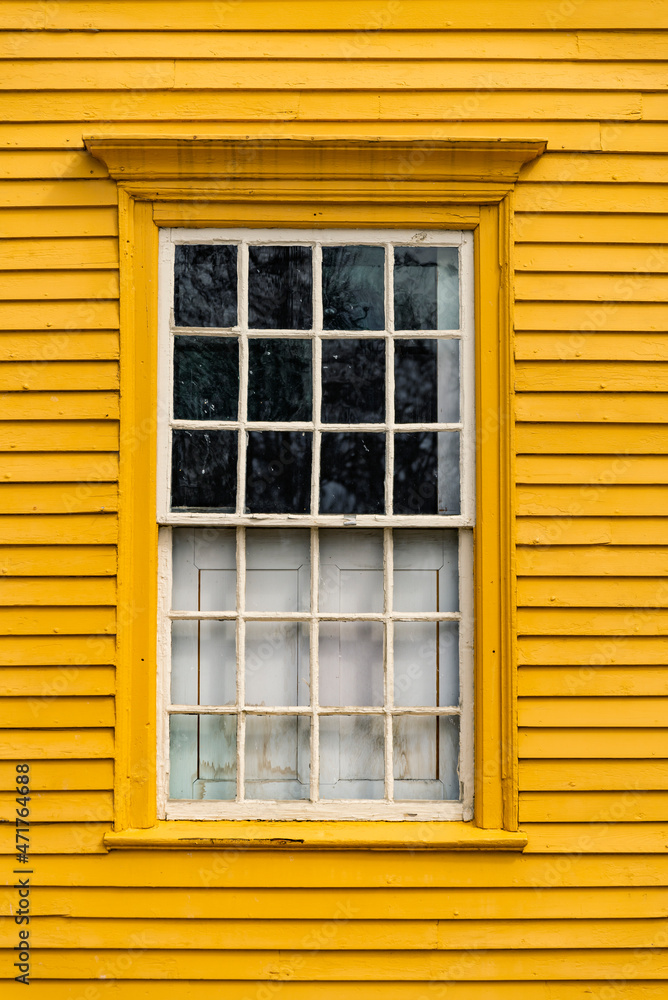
[1,1,666,995]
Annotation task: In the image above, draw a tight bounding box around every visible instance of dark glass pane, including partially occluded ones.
[394,246,459,330]
[246,431,312,513]
[174,244,237,328]
[173,336,239,421]
[171,429,238,511]
[320,433,385,514]
[394,432,460,515]
[248,339,312,422]
[321,339,385,424]
[248,246,312,330]
[394,339,436,423]
[322,246,385,330]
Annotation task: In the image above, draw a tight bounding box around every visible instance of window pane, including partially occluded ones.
[393,715,459,800]
[197,714,237,800]
[246,528,310,612]
[171,429,237,511]
[393,529,459,612]
[248,338,312,422]
[394,246,459,330]
[393,622,459,708]
[169,714,198,798]
[320,715,384,799]
[170,620,236,707]
[173,335,239,421]
[174,244,237,328]
[319,622,384,707]
[322,245,385,330]
[246,431,312,513]
[394,338,459,424]
[248,246,312,330]
[318,529,384,613]
[170,620,198,705]
[171,528,236,612]
[320,432,385,514]
[393,432,460,515]
[246,622,310,707]
[245,715,310,800]
[321,338,385,423]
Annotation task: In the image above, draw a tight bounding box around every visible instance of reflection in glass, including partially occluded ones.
[174,244,237,328]
[394,246,459,330]
[393,622,459,708]
[319,622,384,707]
[173,336,239,420]
[245,715,310,800]
[171,429,237,511]
[248,246,312,330]
[322,246,385,330]
[248,339,312,422]
[394,432,460,515]
[320,715,384,799]
[320,433,385,514]
[246,431,312,513]
[318,529,384,613]
[321,339,385,423]
[393,715,459,800]
[394,339,459,424]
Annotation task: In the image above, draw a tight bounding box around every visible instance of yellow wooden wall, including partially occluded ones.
[1,1,667,995]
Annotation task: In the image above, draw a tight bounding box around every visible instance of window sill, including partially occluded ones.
[103,821,527,851]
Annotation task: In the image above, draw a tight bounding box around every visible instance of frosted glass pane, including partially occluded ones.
[169,714,197,799]
[319,622,384,707]
[319,715,384,799]
[200,621,236,706]
[245,622,310,707]
[318,529,383,613]
[245,715,310,799]
[246,529,310,612]
[393,715,459,800]
[393,530,458,612]
[172,528,236,611]
[170,620,198,705]
[198,715,237,802]
[393,622,459,708]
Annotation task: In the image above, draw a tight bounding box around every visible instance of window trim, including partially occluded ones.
[85,134,546,850]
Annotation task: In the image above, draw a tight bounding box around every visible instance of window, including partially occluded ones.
[157,228,474,820]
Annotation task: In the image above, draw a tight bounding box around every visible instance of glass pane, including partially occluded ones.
[393,432,460,515]
[322,245,385,330]
[248,338,312,422]
[320,715,384,799]
[171,620,197,703]
[170,620,236,707]
[393,622,459,708]
[245,715,310,800]
[394,246,459,330]
[394,339,459,424]
[173,336,239,421]
[321,338,385,423]
[320,432,385,514]
[319,622,384,707]
[246,529,310,612]
[248,246,312,330]
[393,715,459,800]
[246,431,312,513]
[169,714,197,798]
[246,622,309,707]
[196,714,237,800]
[319,529,384,613]
[393,529,459,612]
[171,429,237,511]
[174,244,237,328]
[172,528,236,612]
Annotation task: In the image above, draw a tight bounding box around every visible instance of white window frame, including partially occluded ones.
[156,226,475,822]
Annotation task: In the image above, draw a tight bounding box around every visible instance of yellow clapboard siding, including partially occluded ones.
[515,302,668,332]
[0,300,119,331]
[519,728,668,758]
[0,270,119,300]
[0,576,116,605]
[515,362,668,392]
[522,822,668,854]
[0,150,111,179]
[0,178,117,207]
[0,391,118,419]
[515,185,668,215]
[515,242,668,272]
[522,153,668,185]
[518,545,668,576]
[515,213,668,244]
[0,360,118,391]
[516,455,668,484]
[0,757,113,789]
[0,513,117,545]
[0,205,118,238]
[0,420,119,451]
[520,790,668,823]
[0,482,117,514]
[0,788,113,821]
[516,333,668,361]
[0,452,118,482]
[0,544,116,575]
[0,606,115,635]
[0,822,108,854]
[519,635,668,665]
[0,237,118,269]
[0,665,115,697]
[516,272,668,303]
[0,727,114,756]
[0,331,119,361]
[518,516,668,547]
[518,577,668,608]
[518,608,668,637]
[519,666,668,697]
[516,393,668,423]
[0,633,115,665]
[517,484,668,517]
[520,759,668,791]
[0,696,114,727]
[518,697,667,728]
[516,423,668,453]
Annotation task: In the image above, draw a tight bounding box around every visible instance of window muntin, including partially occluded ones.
[158,228,474,821]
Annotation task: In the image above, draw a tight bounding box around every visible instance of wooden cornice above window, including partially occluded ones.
[84,135,546,204]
